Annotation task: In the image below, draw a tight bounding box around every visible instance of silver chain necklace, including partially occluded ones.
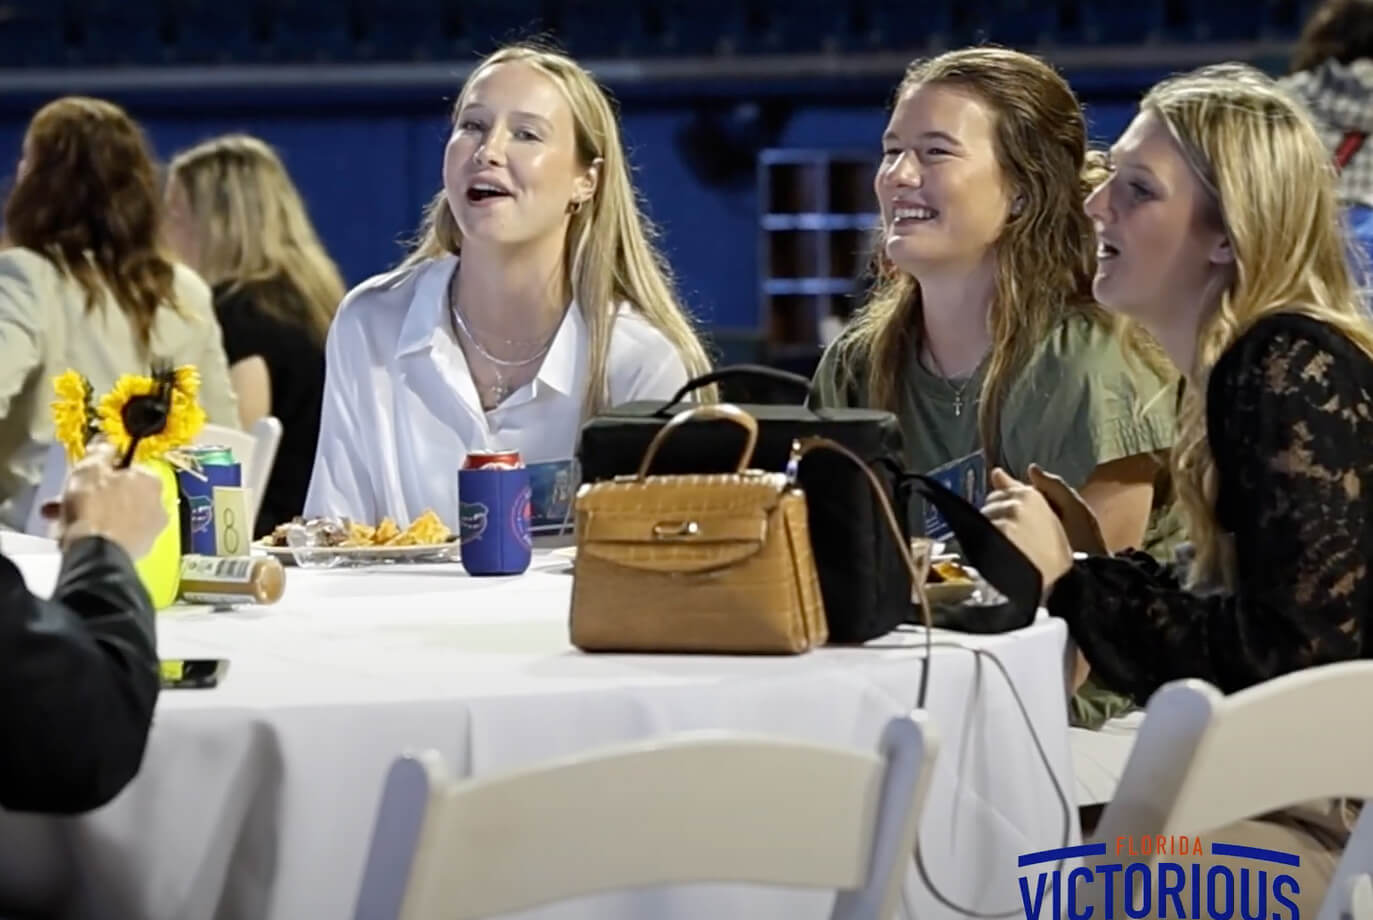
[448,290,559,409]
[923,346,976,417]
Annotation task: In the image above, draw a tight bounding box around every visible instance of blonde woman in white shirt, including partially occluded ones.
[305,44,712,526]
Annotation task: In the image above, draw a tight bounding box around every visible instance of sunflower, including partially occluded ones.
[97,363,206,466]
[172,365,201,402]
[51,370,98,462]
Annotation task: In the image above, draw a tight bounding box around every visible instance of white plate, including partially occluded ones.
[254,538,461,567]
[923,580,978,606]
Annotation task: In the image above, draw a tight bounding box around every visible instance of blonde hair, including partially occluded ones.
[404,43,712,415]
[834,48,1162,463]
[167,134,345,345]
[1147,63,1373,587]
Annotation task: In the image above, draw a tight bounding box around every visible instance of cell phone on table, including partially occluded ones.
[160,658,228,689]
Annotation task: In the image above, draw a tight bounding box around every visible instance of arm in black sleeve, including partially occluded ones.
[1047,316,1373,703]
[0,536,160,813]
[212,284,265,367]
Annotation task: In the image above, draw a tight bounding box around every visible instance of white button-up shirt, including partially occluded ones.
[304,255,690,525]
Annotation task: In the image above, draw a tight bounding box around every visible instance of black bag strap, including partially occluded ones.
[656,364,813,416]
[895,472,1043,629]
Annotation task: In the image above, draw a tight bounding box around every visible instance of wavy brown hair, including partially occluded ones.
[834,47,1161,464]
[404,43,713,416]
[1290,0,1373,72]
[168,134,345,346]
[4,96,176,352]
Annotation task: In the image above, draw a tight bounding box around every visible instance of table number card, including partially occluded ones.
[212,486,252,557]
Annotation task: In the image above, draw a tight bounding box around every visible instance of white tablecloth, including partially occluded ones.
[2,551,1080,920]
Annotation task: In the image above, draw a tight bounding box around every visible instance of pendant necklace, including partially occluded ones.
[923,347,976,417]
[449,300,558,410]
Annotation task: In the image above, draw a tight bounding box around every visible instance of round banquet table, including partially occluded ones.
[0,549,1081,920]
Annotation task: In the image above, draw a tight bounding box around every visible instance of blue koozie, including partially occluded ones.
[458,467,533,575]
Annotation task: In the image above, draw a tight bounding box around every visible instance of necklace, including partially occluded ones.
[923,347,977,417]
[449,298,558,410]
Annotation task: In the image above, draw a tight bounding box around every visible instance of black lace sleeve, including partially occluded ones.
[1047,314,1373,703]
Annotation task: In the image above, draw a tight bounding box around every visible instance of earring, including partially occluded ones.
[1010,196,1025,217]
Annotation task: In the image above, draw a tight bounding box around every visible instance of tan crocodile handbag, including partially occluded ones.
[569,403,828,654]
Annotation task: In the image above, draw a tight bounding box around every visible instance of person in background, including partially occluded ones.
[984,64,1373,915]
[810,48,1180,728]
[165,134,345,537]
[1280,0,1373,274]
[0,97,239,531]
[1,442,164,813]
[304,43,713,527]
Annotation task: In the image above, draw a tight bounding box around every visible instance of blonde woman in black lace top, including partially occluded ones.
[983,64,1373,913]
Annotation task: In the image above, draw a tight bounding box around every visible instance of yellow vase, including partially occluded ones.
[133,460,182,609]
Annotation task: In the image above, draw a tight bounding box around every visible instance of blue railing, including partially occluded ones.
[0,0,1317,69]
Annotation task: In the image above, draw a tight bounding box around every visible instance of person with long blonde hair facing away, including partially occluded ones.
[304,43,712,526]
[984,64,1373,907]
[165,134,345,537]
[812,48,1178,728]
[0,96,238,531]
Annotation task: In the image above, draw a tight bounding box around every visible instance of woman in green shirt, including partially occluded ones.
[812,47,1178,726]
[815,47,1176,557]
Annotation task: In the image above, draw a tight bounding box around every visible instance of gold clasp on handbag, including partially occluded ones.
[652,520,700,539]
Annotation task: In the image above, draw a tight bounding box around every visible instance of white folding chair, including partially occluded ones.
[22,442,70,538]
[196,417,282,524]
[352,714,939,920]
[1089,661,1373,920]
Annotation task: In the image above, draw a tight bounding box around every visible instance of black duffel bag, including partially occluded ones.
[577,365,913,644]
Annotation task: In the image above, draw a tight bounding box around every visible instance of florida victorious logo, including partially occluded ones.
[1018,836,1301,920]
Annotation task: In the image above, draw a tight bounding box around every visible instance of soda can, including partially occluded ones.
[177,445,242,556]
[463,449,523,471]
[458,449,531,576]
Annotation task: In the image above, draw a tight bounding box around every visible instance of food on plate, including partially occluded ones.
[375,510,450,547]
[264,517,349,547]
[929,559,974,585]
[261,510,453,548]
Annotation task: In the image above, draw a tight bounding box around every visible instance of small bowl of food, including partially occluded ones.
[922,558,979,607]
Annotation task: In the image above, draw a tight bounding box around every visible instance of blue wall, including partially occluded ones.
[0,92,1143,334]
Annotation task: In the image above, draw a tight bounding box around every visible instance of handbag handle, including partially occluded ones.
[790,436,933,634]
[637,404,760,479]
[657,365,812,415]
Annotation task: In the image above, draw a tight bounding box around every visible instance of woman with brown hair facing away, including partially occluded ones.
[0,96,238,530]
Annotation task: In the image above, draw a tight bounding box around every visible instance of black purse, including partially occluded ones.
[578,365,913,644]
